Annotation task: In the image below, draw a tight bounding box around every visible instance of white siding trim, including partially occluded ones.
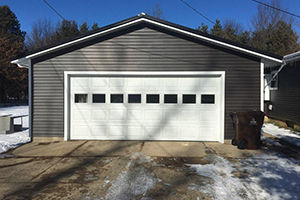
[12,18,282,64]
[64,72,70,141]
[220,72,226,143]
[260,61,264,112]
[64,71,226,143]
[28,60,32,139]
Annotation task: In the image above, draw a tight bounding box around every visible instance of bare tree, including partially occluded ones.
[26,18,55,50]
[250,0,299,55]
[251,0,294,31]
[223,19,244,36]
[146,4,165,19]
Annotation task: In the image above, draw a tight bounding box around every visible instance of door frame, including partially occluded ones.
[64,71,225,142]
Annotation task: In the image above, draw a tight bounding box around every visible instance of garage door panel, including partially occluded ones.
[163,127,178,138]
[200,111,216,121]
[145,110,162,120]
[181,110,197,121]
[145,126,161,139]
[199,127,217,140]
[91,78,107,87]
[73,110,89,121]
[91,110,107,120]
[91,125,107,137]
[109,78,125,87]
[200,78,218,89]
[128,78,143,87]
[146,78,161,87]
[127,126,144,138]
[182,78,197,87]
[109,126,126,137]
[72,125,90,137]
[70,76,221,141]
[109,110,126,120]
[164,78,179,87]
[163,110,179,121]
[72,78,89,88]
[181,127,197,138]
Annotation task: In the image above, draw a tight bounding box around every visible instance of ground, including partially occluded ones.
[0,106,299,200]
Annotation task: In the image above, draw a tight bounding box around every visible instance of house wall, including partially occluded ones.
[32,24,261,139]
[267,59,300,124]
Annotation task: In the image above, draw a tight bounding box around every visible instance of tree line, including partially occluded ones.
[26,19,100,51]
[0,1,300,104]
[196,0,299,56]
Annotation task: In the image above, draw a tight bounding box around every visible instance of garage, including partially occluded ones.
[12,14,283,142]
[69,73,224,141]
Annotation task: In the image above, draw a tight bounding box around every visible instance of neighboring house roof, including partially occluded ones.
[283,51,300,62]
[11,13,283,66]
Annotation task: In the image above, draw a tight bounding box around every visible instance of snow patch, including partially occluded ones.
[0,106,30,154]
[105,152,157,200]
[188,153,300,200]
[263,123,300,147]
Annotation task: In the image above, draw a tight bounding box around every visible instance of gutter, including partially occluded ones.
[11,58,30,68]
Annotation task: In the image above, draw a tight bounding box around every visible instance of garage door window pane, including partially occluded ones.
[111,94,123,103]
[128,94,141,103]
[146,94,159,104]
[75,94,88,103]
[201,94,215,104]
[164,94,177,104]
[93,94,105,103]
[183,94,196,104]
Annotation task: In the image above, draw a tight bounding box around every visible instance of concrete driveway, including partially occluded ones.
[0,139,298,200]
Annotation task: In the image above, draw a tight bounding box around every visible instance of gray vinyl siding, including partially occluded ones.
[32,27,260,139]
[267,60,300,124]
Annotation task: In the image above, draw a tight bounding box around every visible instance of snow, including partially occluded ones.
[263,123,300,147]
[0,106,30,154]
[188,149,300,200]
[105,153,157,200]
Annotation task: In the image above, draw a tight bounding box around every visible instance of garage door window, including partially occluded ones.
[201,94,215,104]
[183,94,196,104]
[75,94,88,103]
[93,94,105,103]
[111,94,123,103]
[146,94,159,104]
[164,94,177,104]
[128,94,141,103]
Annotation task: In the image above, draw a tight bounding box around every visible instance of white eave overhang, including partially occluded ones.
[11,17,283,67]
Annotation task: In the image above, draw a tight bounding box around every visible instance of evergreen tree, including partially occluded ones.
[80,22,89,34]
[238,31,251,45]
[51,20,80,43]
[0,5,27,103]
[91,23,99,31]
[252,20,299,55]
[210,19,223,37]
[196,23,209,34]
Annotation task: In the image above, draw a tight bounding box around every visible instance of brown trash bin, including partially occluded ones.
[230,111,265,150]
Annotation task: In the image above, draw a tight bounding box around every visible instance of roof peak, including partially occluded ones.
[138,12,146,17]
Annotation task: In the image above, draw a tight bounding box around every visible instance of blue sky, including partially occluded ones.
[2,0,300,35]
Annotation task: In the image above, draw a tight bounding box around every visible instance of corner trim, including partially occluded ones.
[260,61,264,112]
[28,60,32,139]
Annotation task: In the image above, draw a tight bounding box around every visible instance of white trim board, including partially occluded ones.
[64,71,226,143]
[12,17,282,65]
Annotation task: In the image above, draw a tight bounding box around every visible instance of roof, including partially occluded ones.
[11,13,283,66]
[283,51,300,62]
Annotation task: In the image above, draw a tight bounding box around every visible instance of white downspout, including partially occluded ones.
[14,61,32,140]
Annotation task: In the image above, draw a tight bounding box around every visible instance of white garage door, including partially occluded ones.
[70,76,221,141]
